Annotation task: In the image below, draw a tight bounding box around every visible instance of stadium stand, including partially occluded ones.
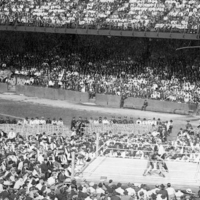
[0,34,200,105]
[0,6,200,197]
[0,0,200,33]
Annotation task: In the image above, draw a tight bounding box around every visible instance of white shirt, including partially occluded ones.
[8,131,16,139]
[18,161,23,171]
[14,178,24,189]
[47,177,55,186]
[138,188,148,200]
[115,187,124,195]
[96,187,105,194]
[167,187,176,198]
[39,119,46,125]
[126,187,136,196]
[0,184,3,192]
[88,186,96,194]
[36,183,43,190]
[38,154,44,164]
[102,119,110,124]
[57,120,64,126]
[157,194,167,200]
[157,144,165,156]
[148,188,159,196]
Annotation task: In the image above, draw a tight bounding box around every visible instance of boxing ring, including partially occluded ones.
[77,125,200,192]
[80,156,199,191]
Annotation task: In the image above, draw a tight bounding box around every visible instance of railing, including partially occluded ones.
[0,124,71,137]
[99,143,200,163]
[0,25,199,40]
[84,124,156,135]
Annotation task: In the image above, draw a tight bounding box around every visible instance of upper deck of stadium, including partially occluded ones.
[0,0,200,40]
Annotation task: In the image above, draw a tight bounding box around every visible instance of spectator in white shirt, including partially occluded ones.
[34,117,40,125]
[115,183,125,195]
[52,118,58,125]
[102,117,110,125]
[57,118,64,126]
[96,183,105,194]
[93,118,99,125]
[29,118,35,125]
[7,128,17,141]
[39,117,46,125]
[23,117,29,125]
[166,183,176,200]
[126,184,136,196]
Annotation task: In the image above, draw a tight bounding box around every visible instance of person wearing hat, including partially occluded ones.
[157,184,169,200]
[102,180,114,194]
[77,185,88,199]
[186,121,192,129]
[141,100,148,111]
[181,188,195,196]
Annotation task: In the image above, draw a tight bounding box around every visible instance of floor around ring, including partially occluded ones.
[81,157,200,192]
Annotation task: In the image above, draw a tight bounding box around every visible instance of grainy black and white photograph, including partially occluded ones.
[0,0,199,199]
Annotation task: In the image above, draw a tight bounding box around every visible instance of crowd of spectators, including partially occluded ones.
[0,114,199,199]
[0,33,200,104]
[0,116,98,199]
[0,117,64,126]
[0,0,200,33]
[90,118,200,163]
[9,57,200,103]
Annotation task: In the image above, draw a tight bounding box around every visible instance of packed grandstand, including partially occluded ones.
[0,0,200,33]
[0,0,200,199]
[0,33,200,105]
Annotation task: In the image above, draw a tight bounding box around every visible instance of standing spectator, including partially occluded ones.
[57,118,64,126]
[157,184,169,200]
[166,183,176,200]
[141,100,148,111]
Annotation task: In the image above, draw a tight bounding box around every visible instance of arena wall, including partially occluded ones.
[15,85,89,103]
[0,83,8,93]
[124,97,197,114]
[14,85,198,114]
[95,94,121,108]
